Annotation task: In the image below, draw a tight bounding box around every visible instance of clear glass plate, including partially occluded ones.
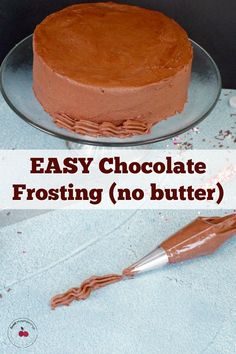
[0,35,221,147]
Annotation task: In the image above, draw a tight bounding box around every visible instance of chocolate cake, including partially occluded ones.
[33,2,193,137]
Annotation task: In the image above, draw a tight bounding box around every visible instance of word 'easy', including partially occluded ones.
[30,157,206,175]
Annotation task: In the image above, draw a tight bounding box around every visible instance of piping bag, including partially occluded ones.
[51,214,236,309]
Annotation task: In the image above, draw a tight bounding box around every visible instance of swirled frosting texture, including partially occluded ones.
[33,2,193,137]
[54,113,151,137]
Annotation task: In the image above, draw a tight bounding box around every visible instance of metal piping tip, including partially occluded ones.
[122,266,136,277]
[123,247,169,277]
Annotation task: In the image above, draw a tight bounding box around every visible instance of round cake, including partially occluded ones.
[33,2,193,137]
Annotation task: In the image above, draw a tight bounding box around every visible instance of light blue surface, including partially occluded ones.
[0,89,236,354]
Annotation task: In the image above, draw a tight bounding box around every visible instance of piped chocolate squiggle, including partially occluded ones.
[51,274,124,309]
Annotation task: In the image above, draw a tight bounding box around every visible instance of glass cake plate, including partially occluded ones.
[0,35,221,147]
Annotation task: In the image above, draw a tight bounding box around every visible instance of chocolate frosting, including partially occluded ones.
[34,2,192,87]
[33,2,192,137]
[161,214,236,263]
[54,114,151,137]
[51,274,123,309]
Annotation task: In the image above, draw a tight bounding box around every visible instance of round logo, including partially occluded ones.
[8,318,38,348]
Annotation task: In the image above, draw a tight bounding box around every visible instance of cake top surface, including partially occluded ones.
[34,2,192,88]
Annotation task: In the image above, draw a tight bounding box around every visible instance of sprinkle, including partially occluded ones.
[175,141,193,150]
[172,136,182,145]
[192,127,200,134]
[215,129,235,142]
